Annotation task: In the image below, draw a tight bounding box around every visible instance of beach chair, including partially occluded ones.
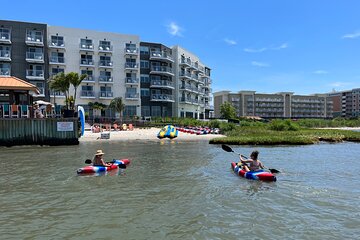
[11,104,19,118]
[20,105,29,118]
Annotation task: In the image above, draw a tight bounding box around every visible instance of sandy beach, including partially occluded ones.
[79,127,226,142]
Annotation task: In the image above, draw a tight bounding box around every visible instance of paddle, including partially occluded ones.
[84,159,126,169]
[221,144,280,174]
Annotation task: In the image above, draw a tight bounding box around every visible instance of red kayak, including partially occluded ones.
[231,162,276,182]
[77,159,130,174]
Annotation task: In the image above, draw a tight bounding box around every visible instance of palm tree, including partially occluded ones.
[48,72,70,109]
[109,97,125,123]
[88,101,107,119]
[66,72,87,110]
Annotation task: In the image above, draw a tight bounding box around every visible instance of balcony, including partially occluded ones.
[98,45,113,53]
[80,59,94,67]
[80,90,95,98]
[124,62,138,71]
[26,52,44,63]
[99,91,113,98]
[179,97,193,104]
[80,43,94,51]
[149,51,174,63]
[26,69,44,80]
[179,72,192,80]
[49,40,65,49]
[125,77,139,85]
[179,58,192,68]
[98,76,113,83]
[125,93,140,100]
[150,66,174,76]
[0,68,10,76]
[82,75,95,83]
[150,80,174,89]
[25,36,44,46]
[179,84,198,93]
[99,60,113,68]
[124,47,138,56]
[0,33,11,44]
[49,56,65,65]
[150,94,175,102]
[0,50,11,61]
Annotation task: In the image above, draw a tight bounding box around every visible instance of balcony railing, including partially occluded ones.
[50,56,65,64]
[150,66,173,75]
[150,51,174,62]
[26,70,44,78]
[125,62,138,69]
[150,80,174,89]
[80,43,94,50]
[125,93,139,99]
[99,91,113,98]
[99,60,113,68]
[49,40,65,48]
[99,45,113,52]
[80,59,94,66]
[124,47,138,55]
[0,68,10,76]
[0,33,11,43]
[179,72,191,79]
[125,77,139,84]
[180,58,192,67]
[0,50,11,60]
[82,75,95,82]
[98,76,113,82]
[26,52,44,62]
[80,90,95,97]
[25,36,44,45]
[151,94,174,102]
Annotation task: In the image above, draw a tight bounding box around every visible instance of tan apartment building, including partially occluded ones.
[214,90,333,119]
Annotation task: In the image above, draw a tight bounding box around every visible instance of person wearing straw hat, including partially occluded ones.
[92,150,112,167]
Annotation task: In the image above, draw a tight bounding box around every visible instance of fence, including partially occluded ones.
[0,118,79,146]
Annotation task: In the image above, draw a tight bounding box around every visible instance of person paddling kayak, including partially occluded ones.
[237,150,264,172]
[92,150,112,167]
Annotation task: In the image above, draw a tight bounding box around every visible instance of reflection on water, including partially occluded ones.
[0,141,360,239]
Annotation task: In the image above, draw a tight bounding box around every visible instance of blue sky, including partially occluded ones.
[2,0,360,94]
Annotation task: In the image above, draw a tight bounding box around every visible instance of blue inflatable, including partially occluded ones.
[78,106,85,137]
[157,125,178,139]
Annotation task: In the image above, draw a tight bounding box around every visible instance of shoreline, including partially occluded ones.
[79,127,225,142]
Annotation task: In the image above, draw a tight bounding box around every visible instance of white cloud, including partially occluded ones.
[251,61,270,67]
[224,38,237,45]
[166,22,183,37]
[244,42,288,53]
[313,70,328,74]
[244,47,267,53]
[342,31,360,39]
[329,82,351,87]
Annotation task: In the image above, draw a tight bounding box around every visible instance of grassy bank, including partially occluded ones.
[209,120,360,145]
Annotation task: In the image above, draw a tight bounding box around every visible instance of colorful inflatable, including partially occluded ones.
[231,162,277,182]
[157,125,178,139]
[77,159,130,174]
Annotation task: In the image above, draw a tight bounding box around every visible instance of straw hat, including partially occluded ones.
[95,150,105,156]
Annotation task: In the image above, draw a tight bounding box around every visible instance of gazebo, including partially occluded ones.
[0,76,40,105]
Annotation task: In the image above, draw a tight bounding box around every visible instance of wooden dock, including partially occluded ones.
[0,118,79,147]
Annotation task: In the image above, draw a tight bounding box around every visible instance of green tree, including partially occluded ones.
[220,102,237,119]
[108,97,125,123]
[48,72,87,110]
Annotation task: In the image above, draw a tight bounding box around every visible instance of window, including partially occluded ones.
[140,60,149,68]
[124,106,137,117]
[81,69,93,80]
[0,63,10,75]
[50,52,64,63]
[141,88,150,97]
[141,106,150,116]
[50,35,64,46]
[140,46,149,55]
[0,27,11,40]
[51,68,64,76]
[99,40,111,50]
[26,29,43,42]
[82,85,93,91]
[151,106,161,117]
[140,74,150,83]
[31,81,45,95]
[80,39,93,49]
[0,45,10,58]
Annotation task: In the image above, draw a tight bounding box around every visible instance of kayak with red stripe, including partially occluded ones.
[77,159,130,174]
[231,162,276,182]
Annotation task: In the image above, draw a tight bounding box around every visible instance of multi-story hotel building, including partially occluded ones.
[0,19,213,119]
[329,88,360,117]
[214,91,333,119]
[0,20,48,97]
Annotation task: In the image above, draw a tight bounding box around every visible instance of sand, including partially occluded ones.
[79,127,226,142]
